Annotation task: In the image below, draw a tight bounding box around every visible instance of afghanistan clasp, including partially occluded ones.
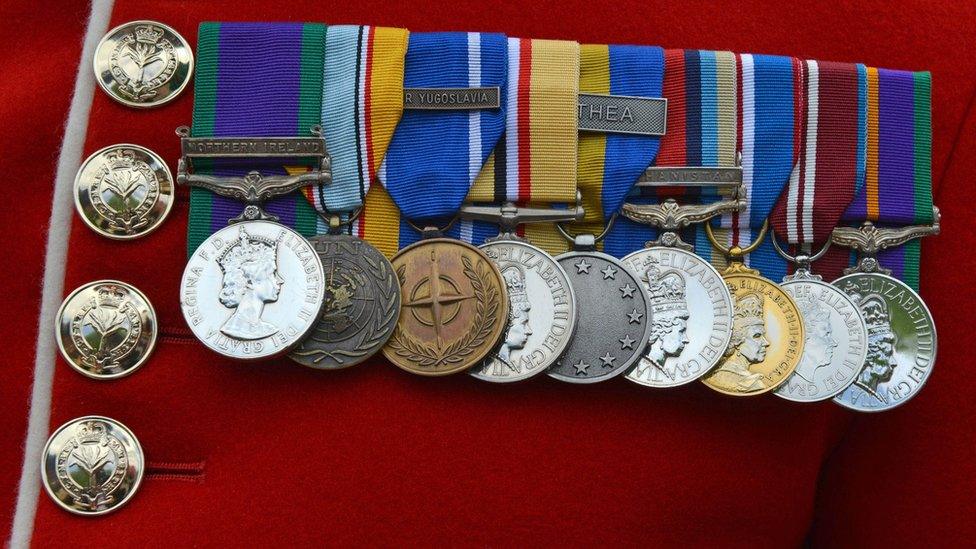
[830,206,941,275]
[175,125,332,223]
[621,163,745,251]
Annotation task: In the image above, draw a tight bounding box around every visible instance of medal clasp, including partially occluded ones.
[175,125,332,223]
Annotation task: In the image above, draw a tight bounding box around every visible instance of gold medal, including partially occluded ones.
[382,238,509,376]
[700,222,805,396]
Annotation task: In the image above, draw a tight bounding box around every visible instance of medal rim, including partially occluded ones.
[548,250,654,385]
[73,144,175,241]
[92,19,194,109]
[40,415,145,516]
[470,238,578,383]
[55,279,158,380]
[179,221,326,361]
[773,276,868,403]
[382,237,509,377]
[289,233,401,370]
[701,268,805,397]
[621,246,734,388]
[831,271,937,413]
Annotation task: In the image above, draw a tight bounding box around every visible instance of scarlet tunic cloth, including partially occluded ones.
[3,1,975,547]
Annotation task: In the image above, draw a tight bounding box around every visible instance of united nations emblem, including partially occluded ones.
[290,235,401,369]
[42,416,144,515]
[56,280,157,379]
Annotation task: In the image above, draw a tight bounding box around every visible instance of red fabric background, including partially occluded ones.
[2,1,974,546]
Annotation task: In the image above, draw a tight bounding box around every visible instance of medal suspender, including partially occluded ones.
[185,22,326,253]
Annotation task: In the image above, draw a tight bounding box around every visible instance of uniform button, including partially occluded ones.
[74,144,175,239]
[41,416,144,515]
[93,20,193,108]
[55,280,158,379]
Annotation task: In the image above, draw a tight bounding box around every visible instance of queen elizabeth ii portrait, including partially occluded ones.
[217,228,283,340]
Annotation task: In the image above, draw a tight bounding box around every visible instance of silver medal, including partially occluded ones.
[471,239,577,383]
[550,248,651,383]
[289,234,400,369]
[621,247,732,387]
[829,210,940,411]
[774,272,868,402]
[180,221,325,360]
[832,272,936,411]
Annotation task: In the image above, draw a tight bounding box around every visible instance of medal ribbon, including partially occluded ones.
[842,69,933,289]
[768,60,867,281]
[187,22,325,254]
[514,43,664,255]
[300,25,407,233]
[464,37,581,251]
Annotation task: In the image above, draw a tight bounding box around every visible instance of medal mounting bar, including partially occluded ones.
[459,192,585,241]
[175,125,332,224]
[622,163,745,251]
[831,206,941,275]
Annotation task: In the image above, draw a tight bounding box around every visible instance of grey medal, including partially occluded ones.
[290,234,400,369]
[621,248,733,388]
[471,239,577,383]
[180,221,325,360]
[549,250,651,383]
[774,272,868,402]
[832,272,936,412]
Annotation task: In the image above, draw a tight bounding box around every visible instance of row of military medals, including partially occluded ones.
[59,22,941,406]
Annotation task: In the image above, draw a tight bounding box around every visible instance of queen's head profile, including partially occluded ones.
[794,294,839,382]
[499,264,532,368]
[855,293,898,403]
[217,228,283,340]
[711,291,769,391]
[644,261,690,369]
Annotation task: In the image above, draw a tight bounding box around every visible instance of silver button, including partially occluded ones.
[41,416,144,515]
[93,20,193,108]
[74,144,175,239]
[55,280,157,379]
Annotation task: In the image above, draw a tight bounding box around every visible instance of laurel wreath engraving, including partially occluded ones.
[387,255,500,369]
[293,251,399,365]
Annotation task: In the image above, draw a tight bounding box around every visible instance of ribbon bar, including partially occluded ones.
[636,166,742,187]
[178,128,327,158]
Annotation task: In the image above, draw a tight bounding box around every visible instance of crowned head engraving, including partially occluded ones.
[712,290,770,392]
[499,264,532,365]
[643,257,690,366]
[854,293,898,401]
[217,227,283,340]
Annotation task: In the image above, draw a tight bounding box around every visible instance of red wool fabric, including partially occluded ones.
[2,1,974,546]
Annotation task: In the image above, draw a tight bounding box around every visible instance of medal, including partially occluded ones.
[831,64,939,412]
[701,222,805,395]
[619,182,739,388]
[768,60,871,402]
[375,32,511,375]
[459,38,581,382]
[178,23,332,359]
[289,25,408,369]
[545,43,667,383]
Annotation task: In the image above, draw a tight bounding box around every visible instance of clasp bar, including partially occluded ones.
[830,206,941,275]
[175,125,332,224]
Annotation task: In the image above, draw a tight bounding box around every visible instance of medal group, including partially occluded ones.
[46,20,939,515]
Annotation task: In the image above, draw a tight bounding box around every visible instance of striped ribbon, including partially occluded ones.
[841,69,933,289]
[187,22,325,254]
[768,60,866,281]
[300,25,407,234]
[367,32,507,253]
[464,37,580,251]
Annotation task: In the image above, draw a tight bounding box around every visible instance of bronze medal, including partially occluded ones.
[382,238,509,376]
